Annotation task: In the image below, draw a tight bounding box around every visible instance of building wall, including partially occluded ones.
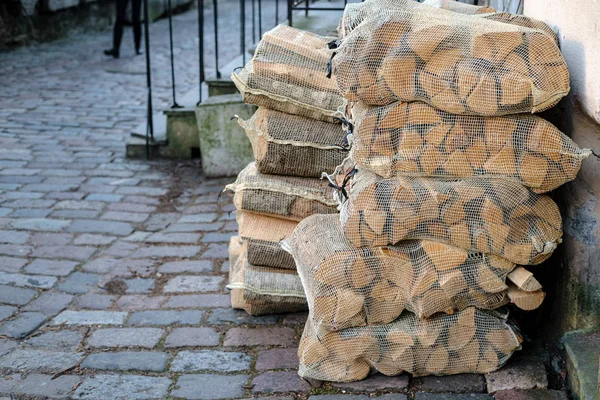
[524,0,600,335]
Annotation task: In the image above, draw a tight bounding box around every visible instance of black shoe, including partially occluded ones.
[104,48,120,58]
[135,48,142,55]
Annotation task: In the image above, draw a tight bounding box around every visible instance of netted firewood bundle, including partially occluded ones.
[298,307,522,382]
[422,0,558,44]
[228,237,308,315]
[231,25,345,122]
[226,162,338,221]
[340,169,562,265]
[237,211,297,269]
[286,214,517,332]
[332,0,569,115]
[238,107,348,178]
[349,101,589,193]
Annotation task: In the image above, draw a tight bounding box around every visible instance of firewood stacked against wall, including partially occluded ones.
[286,0,591,383]
[226,25,349,316]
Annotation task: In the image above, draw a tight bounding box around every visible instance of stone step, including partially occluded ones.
[563,330,600,400]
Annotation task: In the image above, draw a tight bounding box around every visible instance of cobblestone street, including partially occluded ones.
[0,3,569,400]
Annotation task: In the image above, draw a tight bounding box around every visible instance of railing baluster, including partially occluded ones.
[305,0,309,16]
[213,0,220,78]
[287,0,292,26]
[167,0,182,108]
[252,0,256,43]
[258,0,262,37]
[275,0,279,25]
[197,0,204,105]
[142,0,153,151]
[241,0,246,64]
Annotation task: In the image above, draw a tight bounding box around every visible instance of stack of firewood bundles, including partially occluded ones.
[286,0,591,383]
[226,25,349,315]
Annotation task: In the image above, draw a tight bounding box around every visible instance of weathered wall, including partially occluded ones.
[524,0,600,335]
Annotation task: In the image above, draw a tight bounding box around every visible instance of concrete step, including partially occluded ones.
[563,330,600,400]
[126,113,168,159]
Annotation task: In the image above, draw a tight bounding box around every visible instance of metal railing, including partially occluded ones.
[140,0,353,158]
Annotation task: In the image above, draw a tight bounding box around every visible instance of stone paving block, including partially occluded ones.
[130,245,201,258]
[24,330,84,350]
[124,278,155,293]
[170,350,251,372]
[333,374,409,393]
[373,395,409,400]
[252,371,311,394]
[493,389,568,400]
[256,348,299,370]
[178,213,218,223]
[486,362,548,393]
[0,271,56,288]
[145,232,201,244]
[142,212,180,232]
[0,256,28,273]
[164,327,220,347]
[100,241,139,258]
[86,193,122,202]
[127,310,204,326]
[81,351,169,372]
[51,210,101,219]
[68,219,134,236]
[3,198,56,207]
[73,234,117,245]
[0,373,23,395]
[73,374,171,400]
[0,284,37,305]
[159,260,213,273]
[116,295,167,311]
[123,231,152,242]
[74,293,116,309]
[101,211,149,223]
[171,374,249,400]
[414,395,493,400]
[220,260,229,272]
[25,259,79,276]
[0,339,17,357]
[164,275,224,293]
[0,305,17,321]
[87,328,164,348]
[115,186,167,196]
[23,291,73,315]
[10,218,71,231]
[31,232,73,246]
[201,232,236,243]
[0,244,32,257]
[162,294,230,308]
[207,308,278,325]
[164,222,223,232]
[201,243,228,258]
[109,203,155,213]
[81,257,119,274]
[415,374,486,393]
[0,349,84,373]
[53,310,128,325]
[0,230,30,244]
[59,272,100,293]
[54,200,105,211]
[224,327,297,347]
[11,373,81,399]
[0,311,47,338]
[32,245,97,261]
[9,208,52,218]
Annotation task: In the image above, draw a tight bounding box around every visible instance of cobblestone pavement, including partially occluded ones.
[0,3,568,400]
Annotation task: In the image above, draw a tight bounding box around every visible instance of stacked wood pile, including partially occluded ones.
[286,0,588,383]
[226,25,348,315]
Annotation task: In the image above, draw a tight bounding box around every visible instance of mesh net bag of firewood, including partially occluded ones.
[422,0,558,43]
[226,162,338,221]
[298,307,522,382]
[237,211,297,269]
[339,169,562,265]
[332,0,569,115]
[228,238,308,315]
[285,214,514,332]
[237,107,349,178]
[231,25,345,123]
[349,101,589,193]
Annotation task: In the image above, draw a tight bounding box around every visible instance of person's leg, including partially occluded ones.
[105,0,128,57]
[132,0,142,54]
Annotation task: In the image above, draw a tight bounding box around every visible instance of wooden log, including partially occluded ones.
[466,75,499,115]
[499,72,532,106]
[431,87,466,115]
[519,154,549,189]
[379,102,409,129]
[507,266,542,292]
[411,270,439,297]
[464,138,488,169]
[426,346,450,374]
[486,328,519,355]
[299,334,330,365]
[407,25,455,61]
[507,284,545,310]
[335,289,366,325]
[439,269,468,297]
[478,343,500,371]
[422,241,468,270]
[382,56,417,100]
[456,338,480,370]
[472,31,523,64]
[443,150,474,177]
[349,256,378,289]
[483,146,518,175]
[476,264,508,293]
[398,129,425,160]
[408,102,443,125]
